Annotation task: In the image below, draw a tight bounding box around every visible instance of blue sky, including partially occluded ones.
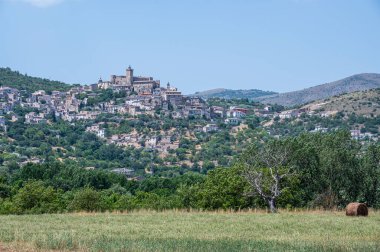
[1,0,380,94]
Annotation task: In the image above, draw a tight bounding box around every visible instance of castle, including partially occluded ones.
[98,66,160,94]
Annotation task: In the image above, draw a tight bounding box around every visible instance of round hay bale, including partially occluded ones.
[346,202,368,216]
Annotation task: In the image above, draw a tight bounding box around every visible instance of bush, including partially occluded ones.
[69,187,106,212]
[13,180,62,214]
[0,198,15,214]
[196,167,251,210]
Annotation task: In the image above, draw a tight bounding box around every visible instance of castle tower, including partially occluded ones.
[110,75,116,84]
[167,82,170,90]
[126,65,133,85]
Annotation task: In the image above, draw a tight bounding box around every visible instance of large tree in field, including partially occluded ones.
[362,144,380,208]
[239,140,293,213]
[292,131,362,209]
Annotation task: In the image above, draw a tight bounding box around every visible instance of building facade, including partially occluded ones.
[98,66,160,95]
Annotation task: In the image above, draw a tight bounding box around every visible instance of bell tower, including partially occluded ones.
[126,65,133,85]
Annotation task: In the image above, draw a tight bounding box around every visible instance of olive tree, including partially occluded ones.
[240,140,293,213]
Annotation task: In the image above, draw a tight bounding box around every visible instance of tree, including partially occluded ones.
[13,180,61,214]
[240,140,293,213]
[197,167,250,210]
[297,131,361,209]
[69,187,105,212]
[362,144,380,208]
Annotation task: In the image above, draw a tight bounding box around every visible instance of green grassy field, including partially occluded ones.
[0,210,379,251]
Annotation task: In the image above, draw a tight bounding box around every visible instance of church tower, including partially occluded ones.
[126,65,133,85]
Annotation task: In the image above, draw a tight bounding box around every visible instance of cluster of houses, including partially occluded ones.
[0,67,258,130]
[0,86,21,131]
[1,66,378,147]
[0,86,20,112]
[308,127,377,141]
[108,132,180,156]
[350,129,377,141]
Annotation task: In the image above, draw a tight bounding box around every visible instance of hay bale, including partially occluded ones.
[346,202,368,216]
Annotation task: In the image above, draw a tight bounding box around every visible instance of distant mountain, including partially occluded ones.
[191,88,277,99]
[0,67,72,93]
[256,73,380,107]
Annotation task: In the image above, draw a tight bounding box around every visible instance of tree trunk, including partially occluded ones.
[268,198,277,213]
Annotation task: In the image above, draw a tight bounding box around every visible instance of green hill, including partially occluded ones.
[302,88,380,117]
[0,67,72,94]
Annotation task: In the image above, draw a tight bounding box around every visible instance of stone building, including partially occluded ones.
[98,66,160,94]
[163,82,183,103]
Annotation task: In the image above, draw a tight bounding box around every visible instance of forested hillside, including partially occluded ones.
[0,131,379,214]
[0,67,72,93]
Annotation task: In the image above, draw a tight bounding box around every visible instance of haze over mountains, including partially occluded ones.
[193,73,380,107]
[191,88,277,100]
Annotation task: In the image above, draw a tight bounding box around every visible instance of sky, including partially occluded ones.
[1,0,380,94]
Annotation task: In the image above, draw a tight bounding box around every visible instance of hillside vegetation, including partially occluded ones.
[0,211,379,252]
[257,73,380,106]
[0,67,72,93]
[265,89,380,138]
[192,88,277,99]
[303,88,380,117]
[1,132,379,215]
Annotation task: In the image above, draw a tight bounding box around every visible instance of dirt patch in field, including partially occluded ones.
[0,242,42,252]
[0,243,16,252]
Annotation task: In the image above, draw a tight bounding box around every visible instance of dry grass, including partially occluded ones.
[0,209,379,251]
[304,89,380,116]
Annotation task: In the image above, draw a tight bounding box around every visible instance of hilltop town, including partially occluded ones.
[2,1,380,251]
[1,67,379,177]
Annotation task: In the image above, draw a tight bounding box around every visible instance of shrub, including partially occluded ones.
[69,187,106,212]
[13,180,61,214]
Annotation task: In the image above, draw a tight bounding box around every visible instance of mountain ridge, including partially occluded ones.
[301,88,380,117]
[256,73,380,106]
[190,88,277,99]
[191,73,380,106]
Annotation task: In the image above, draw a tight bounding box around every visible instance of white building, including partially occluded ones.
[203,124,219,133]
[225,118,241,125]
